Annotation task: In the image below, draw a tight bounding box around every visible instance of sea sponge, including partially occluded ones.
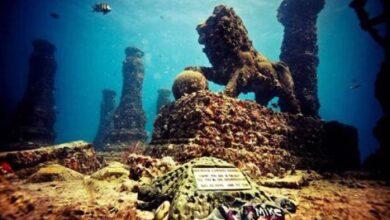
[172,70,208,99]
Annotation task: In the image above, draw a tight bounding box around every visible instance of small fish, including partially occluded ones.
[50,12,60,19]
[349,84,361,90]
[160,15,164,19]
[92,3,112,15]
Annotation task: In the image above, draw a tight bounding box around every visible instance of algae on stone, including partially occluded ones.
[172,70,209,100]
[27,164,84,183]
[90,162,129,182]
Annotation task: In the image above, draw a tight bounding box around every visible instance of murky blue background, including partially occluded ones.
[0,0,384,159]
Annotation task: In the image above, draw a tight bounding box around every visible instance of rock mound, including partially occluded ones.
[0,141,103,177]
[172,70,208,100]
[149,91,359,176]
[27,164,84,183]
[90,162,129,181]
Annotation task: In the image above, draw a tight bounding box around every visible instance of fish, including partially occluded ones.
[350,84,361,90]
[50,12,60,19]
[92,3,112,15]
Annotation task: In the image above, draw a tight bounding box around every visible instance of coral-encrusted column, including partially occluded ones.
[0,97,6,148]
[105,47,147,151]
[156,89,171,113]
[7,39,57,149]
[350,0,389,175]
[278,0,325,117]
[93,89,116,151]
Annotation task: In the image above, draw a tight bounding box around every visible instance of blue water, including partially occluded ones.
[0,0,383,159]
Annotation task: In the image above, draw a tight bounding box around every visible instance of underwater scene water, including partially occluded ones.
[0,0,384,158]
[0,0,389,219]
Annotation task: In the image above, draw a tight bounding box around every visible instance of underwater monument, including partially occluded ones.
[277,0,324,117]
[150,5,360,175]
[6,39,57,150]
[104,47,147,151]
[156,88,172,113]
[0,1,389,219]
[93,89,116,151]
[185,5,300,114]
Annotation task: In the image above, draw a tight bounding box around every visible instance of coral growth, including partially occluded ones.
[1,160,389,219]
[104,47,147,151]
[172,70,208,100]
[278,0,324,117]
[93,89,116,151]
[125,153,176,183]
[186,5,300,113]
[0,159,139,219]
[7,39,57,149]
[27,164,84,183]
[0,141,103,177]
[149,91,360,176]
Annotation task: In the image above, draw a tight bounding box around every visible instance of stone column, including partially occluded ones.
[0,97,5,148]
[278,0,325,117]
[156,88,172,113]
[351,0,389,175]
[105,47,147,151]
[93,89,116,151]
[7,39,57,149]
[371,0,389,176]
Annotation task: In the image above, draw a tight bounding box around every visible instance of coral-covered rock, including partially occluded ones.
[0,141,103,177]
[278,0,324,117]
[93,89,116,151]
[172,70,208,100]
[90,162,129,181]
[27,164,84,183]
[323,121,360,170]
[186,5,300,113]
[125,154,176,182]
[7,39,57,149]
[258,170,321,189]
[149,91,359,175]
[105,47,147,151]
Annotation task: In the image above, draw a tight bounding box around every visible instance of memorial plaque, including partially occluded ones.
[193,167,251,190]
